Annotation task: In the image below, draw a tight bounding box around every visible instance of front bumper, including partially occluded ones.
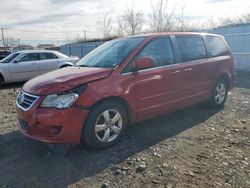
[16,104,89,144]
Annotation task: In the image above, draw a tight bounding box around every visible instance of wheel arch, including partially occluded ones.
[209,71,231,98]
[217,72,231,88]
[0,71,5,83]
[89,96,132,124]
[59,62,74,68]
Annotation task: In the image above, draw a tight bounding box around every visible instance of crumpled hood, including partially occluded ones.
[23,66,112,95]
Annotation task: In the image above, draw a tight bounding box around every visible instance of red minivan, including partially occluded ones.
[16,33,236,149]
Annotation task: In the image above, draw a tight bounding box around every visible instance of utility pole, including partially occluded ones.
[66,32,69,43]
[84,30,86,41]
[1,28,5,47]
[18,39,20,46]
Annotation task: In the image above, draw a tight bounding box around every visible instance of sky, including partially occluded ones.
[0,0,250,46]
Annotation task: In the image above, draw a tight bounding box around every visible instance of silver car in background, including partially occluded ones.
[0,50,79,86]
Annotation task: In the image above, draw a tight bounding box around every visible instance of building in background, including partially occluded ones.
[209,23,250,70]
[60,41,105,58]
[0,46,12,51]
[13,45,33,51]
[36,44,59,51]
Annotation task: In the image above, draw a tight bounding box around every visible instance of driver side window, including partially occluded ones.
[135,37,175,68]
[19,53,40,62]
[123,37,175,73]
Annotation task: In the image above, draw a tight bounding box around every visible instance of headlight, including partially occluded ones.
[40,84,87,109]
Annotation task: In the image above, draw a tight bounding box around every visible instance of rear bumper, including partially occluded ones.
[16,105,89,144]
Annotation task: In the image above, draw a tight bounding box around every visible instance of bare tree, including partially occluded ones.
[4,37,18,47]
[217,12,250,28]
[205,17,219,29]
[149,0,175,32]
[237,12,250,23]
[116,16,125,37]
[122,7,144,35]
[174,6,202,31]
[96,12,113,39]
[219,17,236,27]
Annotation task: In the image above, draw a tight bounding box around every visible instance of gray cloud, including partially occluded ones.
[205,0,232,3]
[0,0,112,28]
[9,12,80,27]
[49,0,100,4]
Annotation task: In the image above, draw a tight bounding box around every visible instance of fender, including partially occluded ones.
[0,68,7,83]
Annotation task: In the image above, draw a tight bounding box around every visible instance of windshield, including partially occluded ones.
[76,37,144,68]
[0,53,20,63]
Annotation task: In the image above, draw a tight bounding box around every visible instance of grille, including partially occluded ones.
[16,91,40,111]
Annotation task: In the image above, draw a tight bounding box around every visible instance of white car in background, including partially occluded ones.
[0,50,79,87]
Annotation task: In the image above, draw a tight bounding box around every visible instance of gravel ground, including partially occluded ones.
[0,71,249,188]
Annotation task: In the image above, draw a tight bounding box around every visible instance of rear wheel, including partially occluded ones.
[82,101,128,149]
[208,79,228,108]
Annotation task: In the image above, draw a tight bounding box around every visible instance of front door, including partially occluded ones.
[132,37,183,119]
[9,53,40,82]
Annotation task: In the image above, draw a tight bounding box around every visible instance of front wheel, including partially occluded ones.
[0,76,4,88]
[60,65,72,68]
[82,101,128,149]
[208,79,228,108]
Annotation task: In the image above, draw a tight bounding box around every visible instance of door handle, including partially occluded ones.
[184,68,192,71]
[172,70,180,74]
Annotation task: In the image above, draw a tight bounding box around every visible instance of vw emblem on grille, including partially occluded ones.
[19,92,25,104]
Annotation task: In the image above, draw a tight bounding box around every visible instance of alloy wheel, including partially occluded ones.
[95,109,123,143]
[215,83,226,104]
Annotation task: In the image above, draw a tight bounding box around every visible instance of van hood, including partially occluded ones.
[23,66,112,95]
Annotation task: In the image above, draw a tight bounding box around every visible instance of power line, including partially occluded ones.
[84,30,87,40]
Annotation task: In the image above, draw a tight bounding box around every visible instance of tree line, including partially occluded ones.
[3,0,250,47]
[96,0,250,39]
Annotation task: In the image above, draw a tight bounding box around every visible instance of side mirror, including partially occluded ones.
[134,57,154,71]
[14,60,20,63]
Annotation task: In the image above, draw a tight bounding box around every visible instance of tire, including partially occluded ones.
[82,101,128,149]
[0,76,3,88]
[208,78,228,108]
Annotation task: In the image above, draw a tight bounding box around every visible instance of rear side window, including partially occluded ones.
[176,35,207,62]
[40,53,58,60]
[204,36,230,57]
[135,37,175,68]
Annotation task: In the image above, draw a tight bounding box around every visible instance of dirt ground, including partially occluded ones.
[0,71,249,188]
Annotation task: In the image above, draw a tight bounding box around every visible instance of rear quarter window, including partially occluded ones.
[204,35,230,57]
[175,35,207,62]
